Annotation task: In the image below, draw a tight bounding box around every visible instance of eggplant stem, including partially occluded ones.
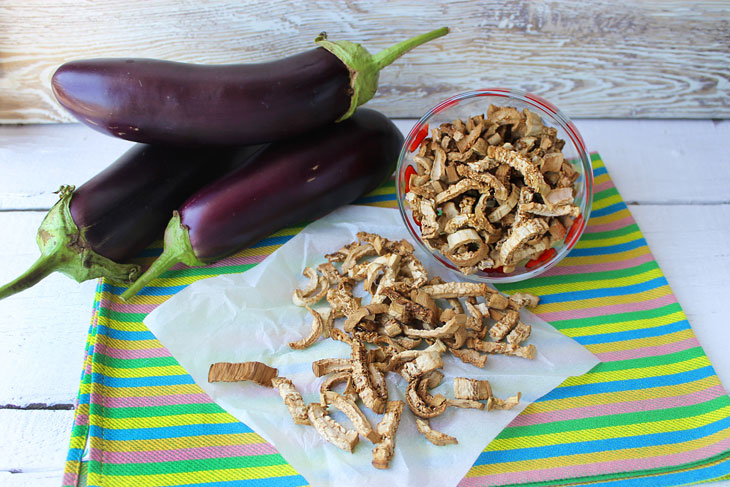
[120,211,205,301]
[0,254,61,300]
[372,27,449,71]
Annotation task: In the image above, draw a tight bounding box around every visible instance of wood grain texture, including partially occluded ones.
[0,0,728,123]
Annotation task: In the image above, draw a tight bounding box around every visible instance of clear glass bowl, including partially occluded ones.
[396,88,593,283]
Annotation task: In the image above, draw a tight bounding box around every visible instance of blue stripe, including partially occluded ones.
[590,201,627,218]
[97,324,156,341]
[87,475,307,487]
[593,166,608,177]
[88,421,254,440]
[542,366,716,401]
[538,276,668,304]
[90,372,194,388]
[354,193,397,204]
[478,412,730,464]
[569,238,647,257]
[574,319,692,345]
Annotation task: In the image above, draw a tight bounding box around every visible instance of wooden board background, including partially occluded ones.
[0,0,728,123]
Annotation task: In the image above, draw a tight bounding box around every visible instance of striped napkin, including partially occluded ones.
[63,154,730,487]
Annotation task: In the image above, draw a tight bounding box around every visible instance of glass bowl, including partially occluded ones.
[396,88,593,283]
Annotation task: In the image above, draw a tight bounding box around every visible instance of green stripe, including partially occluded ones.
[593,186,620,202]
[95,355,180,369]
[165,263,258,279]
[88,453,288,476]
[580,223,640,241]
[581,346,704,374]
[98,308,147,323]
[497,395,729,440]
[103,403,224,419]
[550,302,683,330]
[497,260,659,292]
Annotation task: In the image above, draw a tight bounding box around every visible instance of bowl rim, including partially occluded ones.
[395,88,594,284]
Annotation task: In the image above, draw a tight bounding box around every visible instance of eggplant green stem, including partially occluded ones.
[0,186,140,301]
[120,211,205,301]
[315,27,449,121]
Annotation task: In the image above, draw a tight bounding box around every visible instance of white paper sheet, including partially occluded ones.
[144,205,599,487]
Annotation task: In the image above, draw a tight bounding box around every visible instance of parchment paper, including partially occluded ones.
[144,205,599,487]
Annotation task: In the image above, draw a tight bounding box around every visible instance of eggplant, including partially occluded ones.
[0,144,264,300]
[51,28,447,146]
[120,108,403,300]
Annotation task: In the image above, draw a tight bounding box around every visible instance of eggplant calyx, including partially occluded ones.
[315,27,449,122]
[120,211,205,301]
[0,187,140,301]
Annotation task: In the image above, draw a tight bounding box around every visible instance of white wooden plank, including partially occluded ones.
[2,120,729,211]
[0,0,728,122]
[0,409,74,475]
[0,211,94,406]
[0,472,65,487]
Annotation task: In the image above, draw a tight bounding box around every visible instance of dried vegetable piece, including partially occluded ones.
[488,392,522,411]
[312,358,351,377]
[289,305,326,350]
[415,417,458,446]
[271,377,311,425]
[208,361,278,387]
[404,107,582,274]
[454,377,493,401]
[292,267,329,306]
[324,391,381,443]
[372,401,405,469]
[307,402,359,452]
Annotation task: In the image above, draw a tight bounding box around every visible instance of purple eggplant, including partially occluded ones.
[0,144,264,300]
[120,108,403,300]
[51,28,447,146]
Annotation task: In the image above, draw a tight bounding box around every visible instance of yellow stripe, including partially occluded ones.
[101,433,268,452]
[103,319,151,332]
[515,266,662,297]
[562,310,686,339]
[562,356,711,387]
[86,465,300,487]
[101,413,237,430]
[532,285,673,315]
[587,208,633,226]
[522,375,722,415]
[489,405,730,450]
[591,193,623,211]
[92,363,187,379]
[584,328,696,355]
[592,172,610,186]
[469,426,730,476]
[91,383,204,398]
[108,294,174,306]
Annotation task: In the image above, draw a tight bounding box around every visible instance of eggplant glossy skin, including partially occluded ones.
[52,49,352,146]
[180,108,403,261]
[71,144,262,261]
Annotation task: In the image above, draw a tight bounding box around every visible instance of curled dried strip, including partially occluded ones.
[489,309,520,342]
[519,202,580,218]
[487,145,551,196]
[406,375,448,418]
[351,341,388,414]
[509,292,540,309]
[312,358,351,377]
[320,370,357,405]
[447,399,485,410]
[326,278,362,317]
[341,242,376,273]
[506,322,532,345]
[307,402,359,452]
[289,305,326,350]
[324,391,381,443]
[317,262,341,285]
[372,401,405,470]
[420,281,489,299]
[400,351,444,382]
[344,303,390,333]
[472,341,537,360]
[208,361,278,387]
[454,377,493,400]
[488,184,519,222]
[499,218,549,265]
[403,316,461,340]
[292,267,329,306]
[380,287,437,327]
[434,178,490,205]
[272,377,311,425]
[488,392,521,411]
[445,229,490,268]
[415,417,458,446]
[450,347,488,368]
[456,164,508,200]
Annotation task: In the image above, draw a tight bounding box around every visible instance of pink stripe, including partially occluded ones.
[94,342,171,360]
[546,252,654,277]
[62,472,79,487]
[537,293,678,323]
[74,413,89,426]
[166,253,267,272]
[89,392,212,408]
[595,336,700,362]
[593,179,615,194]
[512,384,726,427]
[104,301,159,314]
[585,215,636,234]
[90,443,279,464]
[459,435,730,487]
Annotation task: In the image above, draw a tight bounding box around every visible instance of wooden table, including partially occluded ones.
[1,119,729,486]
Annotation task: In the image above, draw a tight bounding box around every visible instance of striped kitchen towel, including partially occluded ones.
[63,154,730,487]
